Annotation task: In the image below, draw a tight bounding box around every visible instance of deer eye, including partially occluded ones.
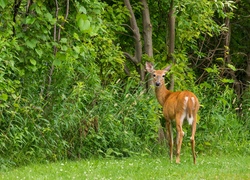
[153,74,156,77]
[162,75,165,77]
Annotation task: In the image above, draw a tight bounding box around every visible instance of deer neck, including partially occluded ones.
[155,83,171,106]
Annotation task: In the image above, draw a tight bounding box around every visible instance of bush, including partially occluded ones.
[241,85,250,131]
[0,77,162,168]
[194,77,250,155]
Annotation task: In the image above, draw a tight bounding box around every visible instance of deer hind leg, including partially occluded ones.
[176,113,185,164]
[190,114,197,164]
[165,120,173,162]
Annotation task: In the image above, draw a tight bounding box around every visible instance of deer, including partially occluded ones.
[145,62,200,164]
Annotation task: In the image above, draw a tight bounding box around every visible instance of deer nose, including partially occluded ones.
[155,82,161,86]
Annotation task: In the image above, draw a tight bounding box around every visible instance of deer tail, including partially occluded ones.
[187,96,195,125]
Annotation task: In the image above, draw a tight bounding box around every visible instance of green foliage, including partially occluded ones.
[0,0,130,168]
[241,85,250,131]
[0,78,161,168]
[0,0,160,167]
[54,80,160,159]
[175,0,223,59]
[193,69,249,155]
[230,0,250,82]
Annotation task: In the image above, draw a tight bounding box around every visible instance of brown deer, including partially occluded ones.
[146,62,200,164]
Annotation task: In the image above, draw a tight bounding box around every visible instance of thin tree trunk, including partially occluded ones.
[46,0,70,98]
[124,0,144,82]
[141,0,154,89]
[141,0,165,144]
[13,0,22,36]
[167,0,175,91]
[246,54,250,83]
[223,8,241,98]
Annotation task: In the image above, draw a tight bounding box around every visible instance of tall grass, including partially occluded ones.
[0,79,162,169]
[1,76,249,170]
[193,81,250,155]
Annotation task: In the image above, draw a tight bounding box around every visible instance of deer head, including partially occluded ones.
[145,62,172,87]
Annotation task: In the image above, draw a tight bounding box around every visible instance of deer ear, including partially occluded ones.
[145,62,154,73]
[163,65,172,72]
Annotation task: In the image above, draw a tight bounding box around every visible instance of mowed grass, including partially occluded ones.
[1,154,250,180]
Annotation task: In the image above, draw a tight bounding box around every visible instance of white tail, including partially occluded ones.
[146,62,200,164]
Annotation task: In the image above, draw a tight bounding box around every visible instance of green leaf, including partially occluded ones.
[25,16,36,24]
[79,6,87,14]
[44,12,54,23]
[30,59,36,66]
[26,39,38,49]
[76,14,91,32]
[61,45,68,51]
[60,38,67,43]
[35,49,43,57]
[53,53,66,66]
[221,78,234,83]
[205,65,218,73]
[79,19,90,31]
[73,33,80,41]
[73,46,80,54]
[204,142,211,146]
[53,58,61,66]
[205,67,213,73]
[227,64,236,71]
[0,93,8,101]
[30,65,37,72]
[0,0,7,8]
[216,58,224,62]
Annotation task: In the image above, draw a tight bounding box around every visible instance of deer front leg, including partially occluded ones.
[165,120,173,162]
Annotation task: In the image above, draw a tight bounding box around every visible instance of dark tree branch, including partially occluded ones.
[57,0,69,41]
[45,0,59,99]
[53,0,59,55]
[13,0,22,36]
[22,0,34,31]
[47,0,70,98]
[124,64,131,76]
[26,0,33,14]
[123,52,137,64]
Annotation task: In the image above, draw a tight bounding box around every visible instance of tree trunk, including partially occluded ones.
[246,54,250,83]
[223,8,241,98]
[167,0,175,91]
[124,0,144,82]
[13,0,22,36]
[141,0,165,144]
[141,0,154,89]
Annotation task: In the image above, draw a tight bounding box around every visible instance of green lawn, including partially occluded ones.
[1,154,250,180]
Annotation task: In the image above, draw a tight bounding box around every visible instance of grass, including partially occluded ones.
[1,154,250,180]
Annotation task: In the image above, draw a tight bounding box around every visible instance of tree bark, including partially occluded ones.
[141,0,153,57]
[13,0,22,36]
[124,0,144,82]
[141,0,165,144]
[167,0,175,91]
[46,0,70,98]
[223,7,241,98]
[141,0,154,89]
[246,54,250,83]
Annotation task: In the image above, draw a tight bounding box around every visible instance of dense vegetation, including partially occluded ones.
[0,0,249,169]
